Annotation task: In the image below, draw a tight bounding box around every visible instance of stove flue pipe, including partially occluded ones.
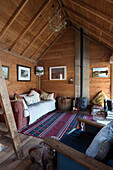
[80,27,83,98]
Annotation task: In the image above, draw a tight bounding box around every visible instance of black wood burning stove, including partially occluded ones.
[76,97,87,110]
[75,28,87,110]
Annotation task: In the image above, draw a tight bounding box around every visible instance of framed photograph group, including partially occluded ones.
[17,65,31,81]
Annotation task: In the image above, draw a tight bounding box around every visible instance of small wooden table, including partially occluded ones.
[57,97,72,111]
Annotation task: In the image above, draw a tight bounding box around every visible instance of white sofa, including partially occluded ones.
[11,92,56,130]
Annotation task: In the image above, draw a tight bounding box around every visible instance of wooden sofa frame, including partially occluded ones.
[45,118,113,170]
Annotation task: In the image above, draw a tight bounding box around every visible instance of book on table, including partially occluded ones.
[106,111,113,119]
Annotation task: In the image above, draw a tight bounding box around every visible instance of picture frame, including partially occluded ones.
[92,67,108,78]
[17,65,31,81]
[50,66,66,80]
[2,66,9,80]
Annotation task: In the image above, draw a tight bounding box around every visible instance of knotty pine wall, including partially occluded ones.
[90,42,111,100]
[0,28,111,100]
[40,27,112,100]
[40,28,75,97]
[0,51,38,95]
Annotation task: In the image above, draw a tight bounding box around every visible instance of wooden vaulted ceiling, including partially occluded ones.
[0,0,112,63]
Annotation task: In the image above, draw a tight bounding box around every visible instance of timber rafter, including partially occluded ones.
[37,27,68,62]
[8,0,50,51]
[68,0,113,25]
[64,5,113,39]
[30,18,66,59]
[0,0,112,61]
[70,19,113,50]
[30,30,55,59]
[106,0,113,4]
[21,8,62,56]
[0,0,29,39]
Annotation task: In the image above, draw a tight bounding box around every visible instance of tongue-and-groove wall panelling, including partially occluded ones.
[40,27,111,100]
[90,42,111,100]
[40,28,75,98]
[0,27,111,99]
[0,51,38,95]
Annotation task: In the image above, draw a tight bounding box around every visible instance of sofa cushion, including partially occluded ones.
[60,129,95,154]
[40,91,48,100]
[86,121,113,161]
[28,90,40,101]
[24,95,40,105]
[91,91,107,107]
[47,93,54,100]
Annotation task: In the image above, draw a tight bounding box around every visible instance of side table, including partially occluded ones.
[57,97,72,111]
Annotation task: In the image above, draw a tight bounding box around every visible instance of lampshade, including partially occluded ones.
[35,66,44,76]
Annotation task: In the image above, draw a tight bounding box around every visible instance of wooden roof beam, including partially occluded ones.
[0,0,29,39]
[0,48,37,63]
[64,5,113,39]
[71,24,112,52]
[20,23,47,55]
[39,37,49,46]
[70,18,113,50]
[68,0,113,25]
[8,0,49,51]
[30,31,55,59]
[37,27,67,62]
[57,0,67,19]
[106,0,113,4]
[30,18,66,59]
[21,9,62,56]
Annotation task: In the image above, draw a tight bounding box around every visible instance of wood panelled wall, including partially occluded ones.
[90,42,111,100]
[40,27,112,100]
[0,51,38,95]
[0,27,110,99]
[40,28,75,97]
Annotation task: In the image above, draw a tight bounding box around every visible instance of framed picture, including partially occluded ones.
[50,66,66,80]
[2,66,9,80]
[92,67,108,77]
[17,65,31,81]
[35,66,44,76]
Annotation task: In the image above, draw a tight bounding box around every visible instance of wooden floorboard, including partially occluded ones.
[0,133,43,170]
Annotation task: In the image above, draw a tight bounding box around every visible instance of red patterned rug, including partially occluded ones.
[19,111,93,140]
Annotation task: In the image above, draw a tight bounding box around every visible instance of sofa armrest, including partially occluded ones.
[45,137,113,170]
[11,100,28,130]
[77,117,104,129]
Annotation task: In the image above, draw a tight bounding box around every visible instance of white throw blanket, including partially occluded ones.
[28,99,56,124]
